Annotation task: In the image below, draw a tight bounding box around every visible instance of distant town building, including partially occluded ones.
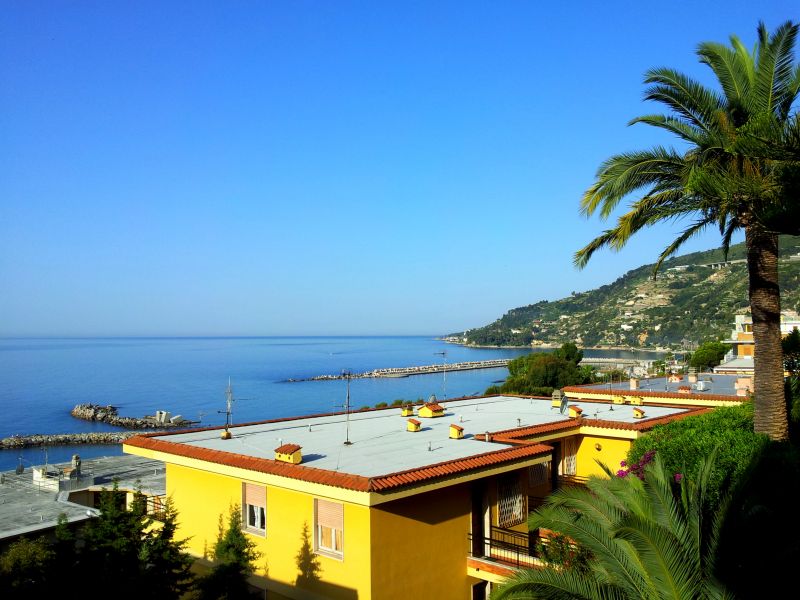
[714,311,800,375]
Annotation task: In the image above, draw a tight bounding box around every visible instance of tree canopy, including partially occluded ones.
[487,343,592,396]
[575,21,800,441]
[688,341,731,370]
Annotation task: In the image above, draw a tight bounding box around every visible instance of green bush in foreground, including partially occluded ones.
[626,403,768,507]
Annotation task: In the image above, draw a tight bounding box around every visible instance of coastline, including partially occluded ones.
[441,339,670,352]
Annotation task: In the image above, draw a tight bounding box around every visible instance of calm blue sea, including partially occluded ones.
[0,337,660,471]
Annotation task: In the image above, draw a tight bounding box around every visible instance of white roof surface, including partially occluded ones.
[157,396,689,478]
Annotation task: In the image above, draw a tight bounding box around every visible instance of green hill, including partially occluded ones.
[454,236,800,349]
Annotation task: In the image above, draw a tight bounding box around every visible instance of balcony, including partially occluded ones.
[468,526,539,570]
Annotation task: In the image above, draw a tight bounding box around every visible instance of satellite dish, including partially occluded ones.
[428,394,437,404]
[560,398,568,415]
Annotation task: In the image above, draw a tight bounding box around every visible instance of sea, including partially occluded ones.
[0,336,662,471]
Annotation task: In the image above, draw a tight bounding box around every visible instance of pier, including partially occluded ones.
[288,359,512,382]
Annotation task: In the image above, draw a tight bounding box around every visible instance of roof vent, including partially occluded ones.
[274,444,303,464]
[418,402,444,418]
[401,404,415,417]
[449,424,464,439]
[633,407,646,419]
[407,418,421,432]
[551,389,564,408]
[568,405,583,419]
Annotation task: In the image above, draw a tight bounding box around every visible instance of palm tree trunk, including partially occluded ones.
[745,226,788,441]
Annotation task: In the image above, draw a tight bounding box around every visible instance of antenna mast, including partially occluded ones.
[435,350,448,399]
[219,377,235,439]
[342,370,353,445]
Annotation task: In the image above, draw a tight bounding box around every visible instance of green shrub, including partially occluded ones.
[626,403,768,507]
[391,399,404,406]
[374,402,388,409]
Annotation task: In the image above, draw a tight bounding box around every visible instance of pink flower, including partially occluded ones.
[617,469,628,478]
[619,460,627,467]
[674,473,683,483]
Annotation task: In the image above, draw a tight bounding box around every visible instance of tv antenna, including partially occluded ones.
[218,378,239,439]
[434,350,448,399]
[340,370,353,445]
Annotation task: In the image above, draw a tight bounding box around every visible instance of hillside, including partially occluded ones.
[454,236,800,349]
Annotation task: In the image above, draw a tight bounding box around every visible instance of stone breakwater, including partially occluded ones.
[0,431,138,450]
[71,404,189,429]
[286,359,512,382]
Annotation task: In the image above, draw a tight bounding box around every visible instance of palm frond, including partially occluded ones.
[641,68,723,132]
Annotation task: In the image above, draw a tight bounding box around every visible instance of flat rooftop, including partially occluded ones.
[143,395,690,479]
[0,454,165,541]
[573,373,743,397]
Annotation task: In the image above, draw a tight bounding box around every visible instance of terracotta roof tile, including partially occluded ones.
[424,402,444,411]
[561,386,741,403]
[450,424,464,431]
[408,418,421,425]
[274,443,301,454]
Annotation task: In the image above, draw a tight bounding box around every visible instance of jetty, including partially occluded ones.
[0,431,138,450]
[288,359,512,382]
[70,404,195,429]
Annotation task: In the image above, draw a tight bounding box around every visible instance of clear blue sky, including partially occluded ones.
[1,1,795,336]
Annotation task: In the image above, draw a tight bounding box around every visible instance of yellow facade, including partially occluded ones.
[166,463,372,600]
[370,485,478,600]
[574,435,633,479]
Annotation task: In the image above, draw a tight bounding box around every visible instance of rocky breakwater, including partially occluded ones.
[1,431,137,450]
[70,404,190,429]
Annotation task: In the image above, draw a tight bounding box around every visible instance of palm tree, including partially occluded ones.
[491,454,732,600]
[575,21,800,441]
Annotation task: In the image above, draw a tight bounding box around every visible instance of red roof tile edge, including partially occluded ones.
[274,443,301,454]
[124,435,553,493]
[561,386,741,403]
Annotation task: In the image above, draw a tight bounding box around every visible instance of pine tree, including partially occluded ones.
[196,503,260,600]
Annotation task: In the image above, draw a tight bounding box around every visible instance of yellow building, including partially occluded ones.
[714,311,800,375]
[563,372,747,408]
[124,394,712,600]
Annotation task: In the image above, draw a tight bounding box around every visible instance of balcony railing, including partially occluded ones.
[144,494,167,521]
[468,527,538,568]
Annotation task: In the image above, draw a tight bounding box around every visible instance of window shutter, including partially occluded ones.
[244,483,266,507]
[528,461,550,487]
[497,474,526,528]
[316,499,343,530]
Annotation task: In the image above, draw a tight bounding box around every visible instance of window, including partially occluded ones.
[561,437,578,476]
[497,474,526,528]
[242,483,266,535]
[528,461,551,487]
[315,499,344,558]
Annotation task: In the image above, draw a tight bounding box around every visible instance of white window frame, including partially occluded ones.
[242,483,266,537]
[314,499,344,559]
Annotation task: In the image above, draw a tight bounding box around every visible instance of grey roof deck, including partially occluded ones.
[0,454,165,541]
[156,396,689,478]
[574,373,743,397]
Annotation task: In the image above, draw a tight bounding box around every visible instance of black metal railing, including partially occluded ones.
[557,474,589,488]
[145,494,167,521]
[468,527,536,568]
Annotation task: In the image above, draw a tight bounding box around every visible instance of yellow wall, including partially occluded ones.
[369,484,479,600]
[575,435,632,478]
[166,463,370,600]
